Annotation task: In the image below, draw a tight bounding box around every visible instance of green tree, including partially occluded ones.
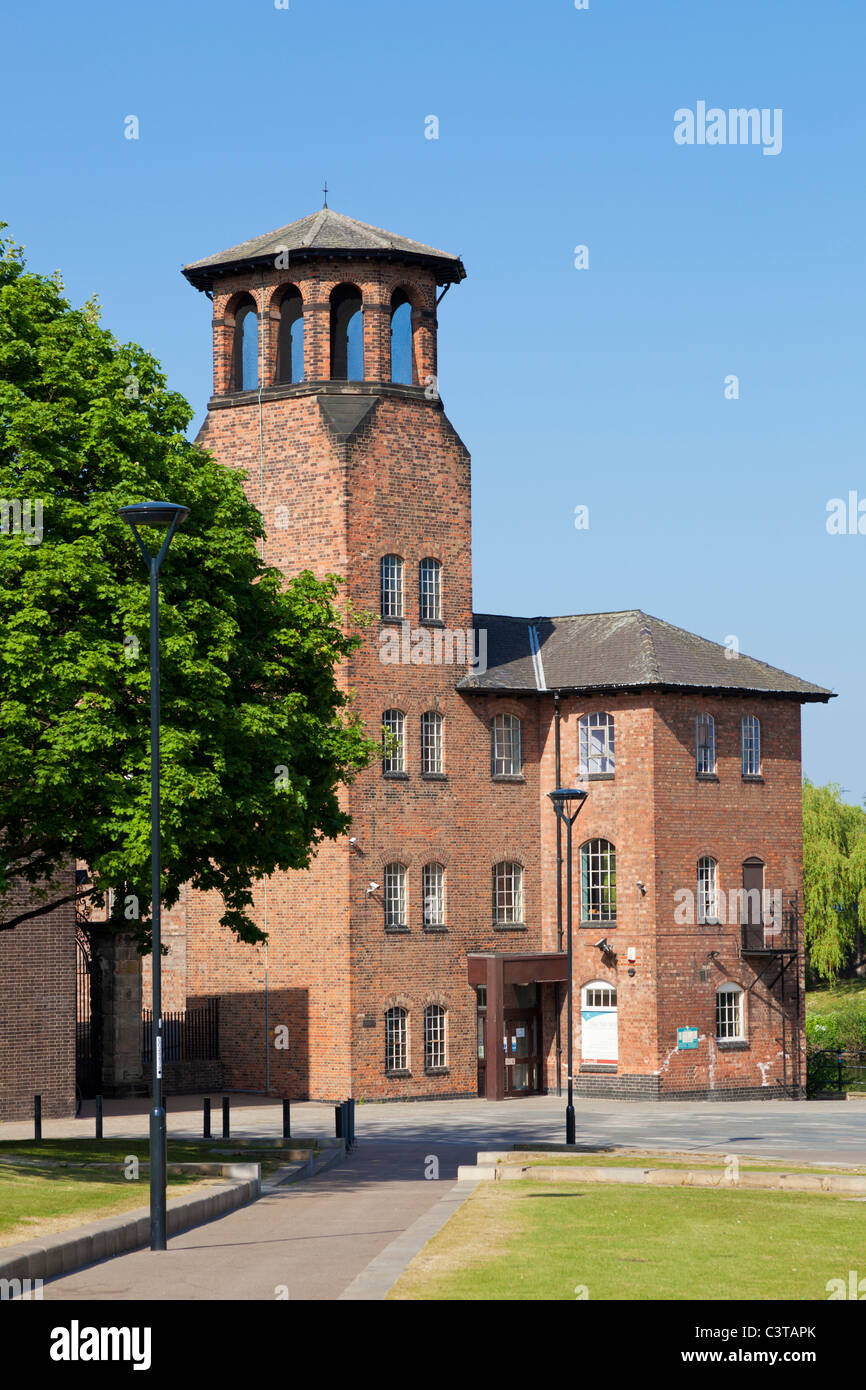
[802,780,866,981]
[0,228,375,946]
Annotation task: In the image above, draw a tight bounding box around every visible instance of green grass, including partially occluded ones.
[388,1182,866,1301]
[0,1161,203,1245]
[806,978,866,1014]
[502,1154,866,1175]
[0,1137,303,1246]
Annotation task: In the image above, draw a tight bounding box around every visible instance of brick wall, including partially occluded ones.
[0,872,76,1120]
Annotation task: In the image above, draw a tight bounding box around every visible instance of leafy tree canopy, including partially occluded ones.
[0,228,376,946]
[803,780,866,981]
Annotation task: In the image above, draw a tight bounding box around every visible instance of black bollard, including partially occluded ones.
[341,1100,349,1153]
[335,1103,343,1140]
[95,1095,103,1140]
[203,1097,211,1139]
[34,1094,42,1142]
[282,1099,291,1140]
[347,1097,355,1149]
[222,1095,230,1140]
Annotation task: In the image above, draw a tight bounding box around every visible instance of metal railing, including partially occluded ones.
[806,1049,866,1097]
[142,998,219,1065]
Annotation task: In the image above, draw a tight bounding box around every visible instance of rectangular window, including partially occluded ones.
[421,712,443,774]
[381,555,403,619]
[492,714,522,776]
[579,713,615,775]
[422,863,445,927]
[419,559,442,622]
[696,714,715,776]
[384,864,407,928]
[493,862,523,924]
[382,710,405,774]
[385,1009,408,1070]
[580,840,616,922]
[424,1006,446,1069]
[716,989,744,1040]
[741,715,761,776]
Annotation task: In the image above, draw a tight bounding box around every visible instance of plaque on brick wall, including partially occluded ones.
[362,1014,376,1028]
[677,1026,699,1050]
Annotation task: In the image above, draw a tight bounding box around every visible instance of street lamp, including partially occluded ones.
[548,787,588,1145]
[119,501,189,1251]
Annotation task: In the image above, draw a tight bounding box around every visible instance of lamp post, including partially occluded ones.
[548,787,588,1145]
[119,501,189,1251]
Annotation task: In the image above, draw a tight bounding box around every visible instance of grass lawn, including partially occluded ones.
[502,1153,866,1175]
[805,978,866,1014]
[0,1138,291,1247]
[388,1181,866,1301]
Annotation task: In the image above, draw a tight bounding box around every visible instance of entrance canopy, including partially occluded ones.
[467,952,567,1101]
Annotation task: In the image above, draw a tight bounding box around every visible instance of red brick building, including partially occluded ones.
[171,207,832,1103]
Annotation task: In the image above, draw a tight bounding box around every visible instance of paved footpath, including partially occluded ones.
[7,1093,863,1301]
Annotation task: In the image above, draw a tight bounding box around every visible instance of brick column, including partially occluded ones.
[364,300,392,383]
[303,298,330,380]
[212,313,233,395]
[485,955,505,1101]
[90,927,147,1097]
[413,307,437,389]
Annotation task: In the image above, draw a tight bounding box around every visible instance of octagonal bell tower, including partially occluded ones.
[180,209,478,1102]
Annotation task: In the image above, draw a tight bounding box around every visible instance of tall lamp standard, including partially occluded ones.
[119,501,189,1251]
[547,787,588,1145]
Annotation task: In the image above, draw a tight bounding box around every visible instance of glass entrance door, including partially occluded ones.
[504,1010,540,1095]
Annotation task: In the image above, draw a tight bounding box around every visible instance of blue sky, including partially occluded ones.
[2,0,863,797]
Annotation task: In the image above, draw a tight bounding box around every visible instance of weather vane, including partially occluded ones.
[323,181,328,209]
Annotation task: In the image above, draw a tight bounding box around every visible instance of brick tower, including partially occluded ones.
[181,209,487,1100]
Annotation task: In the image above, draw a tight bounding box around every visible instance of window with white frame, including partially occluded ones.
[424,1005,446,1069]
[492,861,523,925]
[384,863,407,929]
[716,984,745,1040]
[741,715,761,777]
[580,839,617,922]
[579,712,615,775]
[380,554,404,619]
[422,862,445,928]
[421,711,443,774]
[382,709,405,773]
[583,983,617,1009]
[385,1006,408,1070]
[696,713,716,775]
[697,856,719,924]
[419,558,442,622]
[492,713,522,776]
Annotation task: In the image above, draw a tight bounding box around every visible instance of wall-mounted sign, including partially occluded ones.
[677,1026,699,1050]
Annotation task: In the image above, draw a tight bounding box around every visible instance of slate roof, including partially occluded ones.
[183,208,466,289]
[458,610,834,702]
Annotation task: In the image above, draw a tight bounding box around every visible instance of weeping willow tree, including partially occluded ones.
[802,781,866,981]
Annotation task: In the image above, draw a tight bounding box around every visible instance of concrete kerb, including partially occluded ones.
[0,1176,260,1286]
[457,1151,866,1196]
[0,1136,349,1285]
[338,1179,480,1301]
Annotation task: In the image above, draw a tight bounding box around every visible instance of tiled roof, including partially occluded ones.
[183,208,466,288]
[458,610,834,701]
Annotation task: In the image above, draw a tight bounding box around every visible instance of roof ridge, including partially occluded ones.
[301,208,329,247]
[635,610,662,683]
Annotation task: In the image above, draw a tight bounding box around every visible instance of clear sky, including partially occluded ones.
[2,0,863,798]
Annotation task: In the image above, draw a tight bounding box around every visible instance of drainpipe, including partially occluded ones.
[554,691,563,1096]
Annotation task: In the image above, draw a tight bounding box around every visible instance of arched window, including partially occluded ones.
[382,710,405,774]
[330,283,363,380]
[421,711,443,775]
[716,984,745,1040]
[741,715,761,777]
[579,712,615,776]
[419,557,442,622]
[423,862,445,927]
[492,861,523,925]
[232,298,259,391]
[697,856,718,924]
[385,1006,408,1071]
[696,713,715,776]
[424,1004,446,1069]
[381,554,404,618]
[390,290,413,384]
[580,839,616,922]
[492,713,522,776]
[275,287,304,384]
[580,980,618,1063]
[384,863,407,929]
